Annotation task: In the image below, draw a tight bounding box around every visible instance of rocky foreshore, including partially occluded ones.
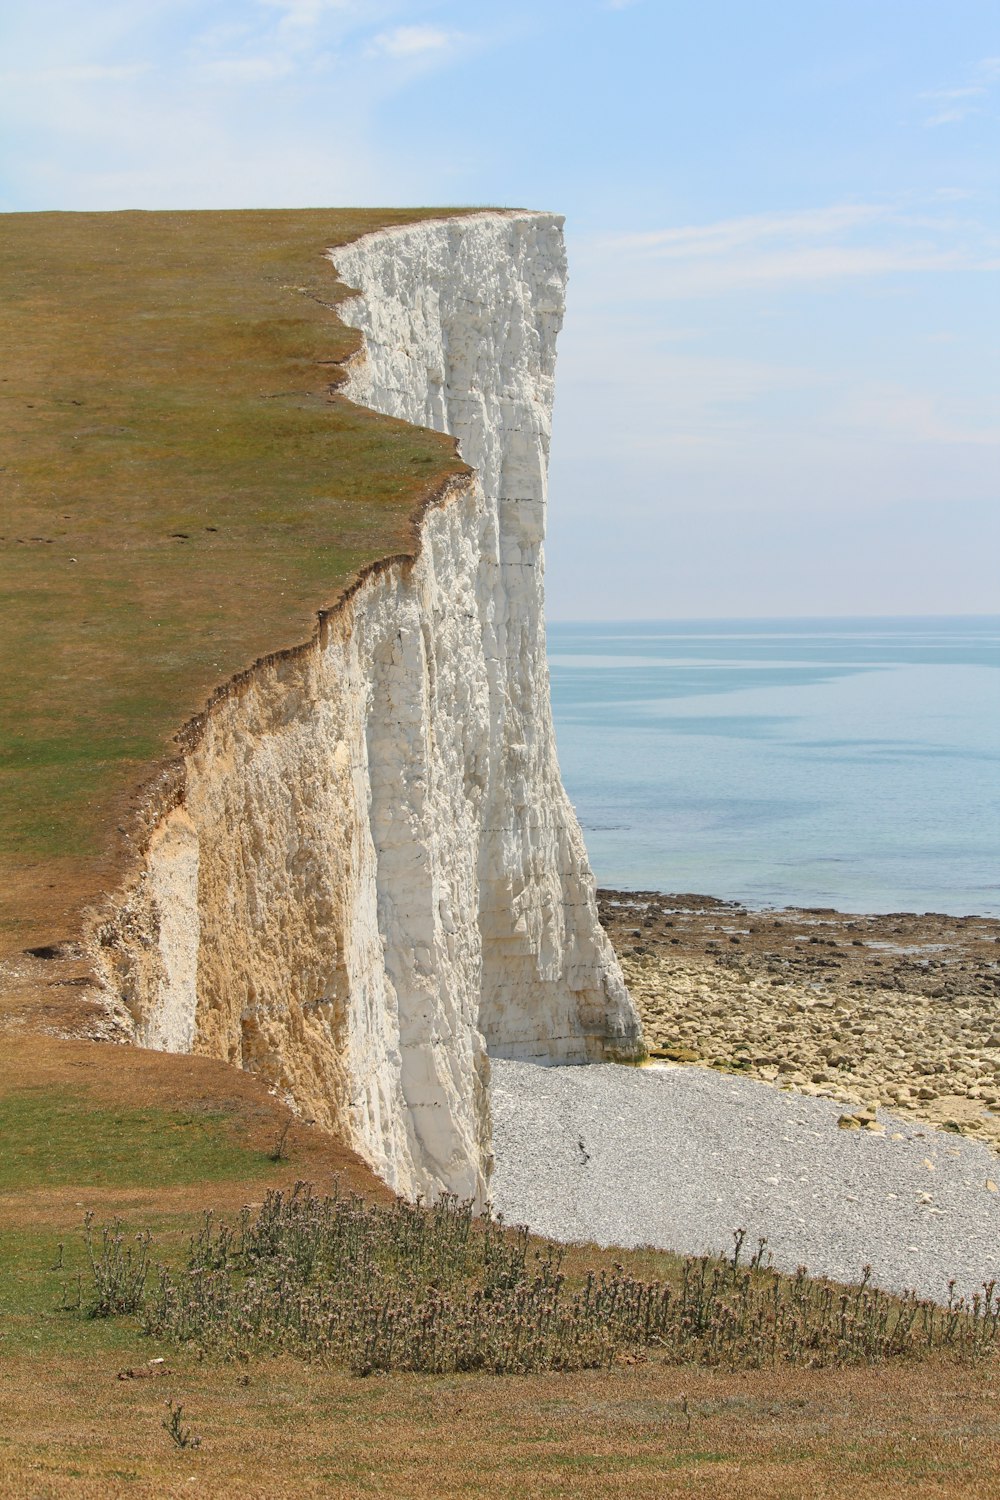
[599,890,1000,1148]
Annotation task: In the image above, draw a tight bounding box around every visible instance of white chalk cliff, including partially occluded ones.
[94,210,643,1203]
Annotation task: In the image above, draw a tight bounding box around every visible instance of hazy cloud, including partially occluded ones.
[187,0,351,83]
[0,1,434,208]
[196,55,294,81]
[0,62,149,84]
[922,54,1000,126]
[836,384,1000,448]
[367,25,463,58]
[607,204,885,257]
[259,0,350,24]
[593,202,999,295]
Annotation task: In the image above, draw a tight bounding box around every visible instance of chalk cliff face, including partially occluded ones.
[94,210,643,1204]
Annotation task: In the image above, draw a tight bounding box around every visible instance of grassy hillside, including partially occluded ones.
[0,208,472,954]
[0,1035,996,1498]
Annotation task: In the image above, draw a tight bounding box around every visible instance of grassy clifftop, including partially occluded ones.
[0,208,473,953]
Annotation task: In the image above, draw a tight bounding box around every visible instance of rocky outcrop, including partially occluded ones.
[93,210,643,1204]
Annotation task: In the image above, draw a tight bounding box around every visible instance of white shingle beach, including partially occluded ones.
[490,1058,1000,1306]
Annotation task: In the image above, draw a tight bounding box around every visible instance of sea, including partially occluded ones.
[546,617,1000,918]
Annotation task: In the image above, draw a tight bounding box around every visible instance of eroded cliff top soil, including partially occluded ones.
[599,889,1000,1146]
[0,207,477,955]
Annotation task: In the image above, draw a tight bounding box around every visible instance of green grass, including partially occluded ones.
[0,207,476,949]
[0,1083,298,1358]
[0,1086,279,1192]
[1,1224,154,1356]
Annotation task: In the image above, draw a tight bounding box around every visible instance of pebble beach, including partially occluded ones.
[489,890,1000,1304]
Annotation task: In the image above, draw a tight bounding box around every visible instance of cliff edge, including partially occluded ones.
[93,210,644,1201]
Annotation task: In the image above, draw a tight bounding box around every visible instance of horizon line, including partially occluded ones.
[547,611,1000,626]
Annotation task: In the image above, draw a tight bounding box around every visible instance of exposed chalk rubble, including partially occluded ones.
[92,210,643,1204]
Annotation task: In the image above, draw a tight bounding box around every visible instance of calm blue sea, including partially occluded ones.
[547,617,1000,917]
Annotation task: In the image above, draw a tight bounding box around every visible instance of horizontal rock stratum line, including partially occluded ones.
[91,210,644,1201]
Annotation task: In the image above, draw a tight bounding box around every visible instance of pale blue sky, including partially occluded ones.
[2,1,997,617]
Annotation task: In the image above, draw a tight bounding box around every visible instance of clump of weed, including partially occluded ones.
[76,1192,1000,1375]
[268,1119,292,1163]
[162,1401,201,1450]
[83,1211,151,1318]
[143,1185,590,1375]
[664,1229,1000,1369]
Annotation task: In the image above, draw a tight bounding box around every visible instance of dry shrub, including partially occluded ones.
[79,1185,1000,1375]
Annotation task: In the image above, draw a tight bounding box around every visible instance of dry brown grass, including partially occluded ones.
[0,1031,996,1496]
[1,1348,999,1497]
